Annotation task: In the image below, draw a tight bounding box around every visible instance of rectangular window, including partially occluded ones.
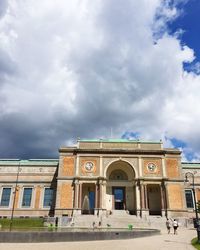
[43,188,53,207]
[22,188,32,207]
[185,189,194,208]
[0,188,11,207]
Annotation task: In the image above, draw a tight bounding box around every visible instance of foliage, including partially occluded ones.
[191,237,200,250]
[0,218,44,228]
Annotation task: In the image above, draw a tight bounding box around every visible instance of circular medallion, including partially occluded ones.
[147,163,156,172]
[84,161,94,171]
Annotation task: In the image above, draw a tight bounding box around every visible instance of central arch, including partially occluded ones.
[105,160,136,214]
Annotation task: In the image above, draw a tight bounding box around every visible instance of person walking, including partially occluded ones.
[173,219,178,235]
[166,218,171,234]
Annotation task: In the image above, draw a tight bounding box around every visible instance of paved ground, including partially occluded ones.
[0,228,197,250]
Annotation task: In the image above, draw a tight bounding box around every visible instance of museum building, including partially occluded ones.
[0,139,199,219]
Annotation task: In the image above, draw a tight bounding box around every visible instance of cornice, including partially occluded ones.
[59,147,181,156]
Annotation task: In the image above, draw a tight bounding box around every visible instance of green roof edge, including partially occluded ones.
[78,139,162,144]
[0,159,59,165]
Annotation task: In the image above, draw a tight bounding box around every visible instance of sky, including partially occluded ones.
[0,0,200,161]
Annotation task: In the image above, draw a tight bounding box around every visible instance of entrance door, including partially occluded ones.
[89,191,95,214]
[113,187,125,210]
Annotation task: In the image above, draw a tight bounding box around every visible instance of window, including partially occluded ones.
[109,170,128,180]
[22,188,32,207]
[185,189,194,208]
[43,188,53,207]
[0,188,11,207]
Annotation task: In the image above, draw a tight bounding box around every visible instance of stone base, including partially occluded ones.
[161,209,167,217]
[141,209,149,218]
[166,209,189,219]
[73,209,82,215]
[136,210,141,217]
[94,209,104,216]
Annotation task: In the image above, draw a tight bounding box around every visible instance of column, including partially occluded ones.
[162,158,166,178]
[161,181,168,217]
[138,157,142,177]
[101,180,106,209]
[99,182,103,208]
[140,184,145,210]
[74,180,79,209]
[78,183,82,209]
[160,184,165,216]
[136,182,141,217]
[100,156,103,176]
[144,184,148,209]
[75,156,79,176]
[95,183,99,209]
[140,182,149,217]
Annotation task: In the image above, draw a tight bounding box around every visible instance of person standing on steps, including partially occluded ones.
[173,219,178,235]
[166,218,171,234]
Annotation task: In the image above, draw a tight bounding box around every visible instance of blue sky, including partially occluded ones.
[164,0,200,161]
[0,0,200,161]
[168,0,200,73]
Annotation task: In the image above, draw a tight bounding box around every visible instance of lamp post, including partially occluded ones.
[185,172,200,243]
[9,159,21,231]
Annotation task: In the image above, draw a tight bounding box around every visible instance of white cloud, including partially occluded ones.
[0,0,200,159]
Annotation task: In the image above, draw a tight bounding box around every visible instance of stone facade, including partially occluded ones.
[0,139,199,219]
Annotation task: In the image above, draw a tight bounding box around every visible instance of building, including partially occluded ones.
[0,139,199,220]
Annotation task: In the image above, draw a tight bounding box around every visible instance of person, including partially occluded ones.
[173,219,178,235]
[166,218,171,234]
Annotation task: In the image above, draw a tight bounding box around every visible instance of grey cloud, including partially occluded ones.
[0,49,17,83]
[0,113,62,158]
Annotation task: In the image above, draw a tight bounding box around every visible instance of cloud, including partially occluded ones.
[0,0,200,160]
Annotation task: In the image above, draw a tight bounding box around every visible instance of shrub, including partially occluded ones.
[191,237,200,250]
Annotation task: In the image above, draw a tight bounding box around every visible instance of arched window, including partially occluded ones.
[109,169,128,180]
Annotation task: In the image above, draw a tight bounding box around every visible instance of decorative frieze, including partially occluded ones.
[0,166,56,174]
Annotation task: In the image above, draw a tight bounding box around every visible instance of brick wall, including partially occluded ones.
[62,157,75,176]
[14,187,20,209]
[34,186,41,209]
[60,183,73,208]
[167,184,183,209]
[166,158,180,178]
[196,188,200,201]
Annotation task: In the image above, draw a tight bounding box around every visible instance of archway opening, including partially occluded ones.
[81,183,95,215]
[147,184,162,216]
[106,160,136,213]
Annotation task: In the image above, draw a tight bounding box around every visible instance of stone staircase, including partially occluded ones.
[62,211,192,230]
[71,212,166,229]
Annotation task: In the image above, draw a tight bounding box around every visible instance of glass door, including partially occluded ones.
[113,187,125,210]
[89,191,95,214]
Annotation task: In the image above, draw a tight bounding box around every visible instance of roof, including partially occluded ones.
[0,159,59,166]
[78,138,162,144]
[182,162,200,168]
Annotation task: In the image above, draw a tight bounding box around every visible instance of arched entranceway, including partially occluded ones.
[106,160,136,214]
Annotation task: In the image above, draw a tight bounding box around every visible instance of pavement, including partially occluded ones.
[0,228,197,250]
